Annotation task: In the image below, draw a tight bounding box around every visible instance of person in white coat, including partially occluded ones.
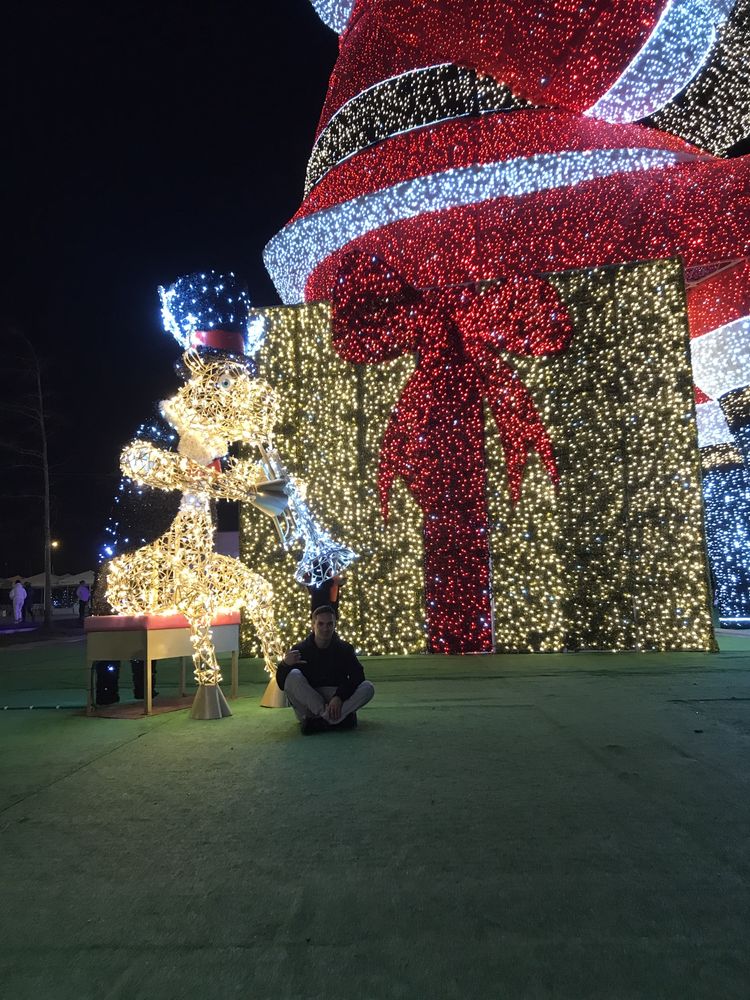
[9,580,27,624]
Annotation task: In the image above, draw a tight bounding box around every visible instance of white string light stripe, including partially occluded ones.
[695,399,733,448]
[690,316,750,400]
[265,147,700,303]
[308,0,355,33]
[586,0,735,124]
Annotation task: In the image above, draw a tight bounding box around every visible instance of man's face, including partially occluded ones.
[312,612,336,648]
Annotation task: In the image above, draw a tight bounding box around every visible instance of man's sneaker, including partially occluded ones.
[300,715,330,735]
[338,712,358,730]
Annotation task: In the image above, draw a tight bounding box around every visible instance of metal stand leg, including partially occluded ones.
[145,659,153,716]
[231,649,239,700]
[87,661,95,715]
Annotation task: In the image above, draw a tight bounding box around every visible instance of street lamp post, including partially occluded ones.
[45,540,59,627]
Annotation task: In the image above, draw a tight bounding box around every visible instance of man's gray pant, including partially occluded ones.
[283,668,374,724]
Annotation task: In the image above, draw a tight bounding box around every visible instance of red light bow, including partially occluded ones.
[331,252,573,517]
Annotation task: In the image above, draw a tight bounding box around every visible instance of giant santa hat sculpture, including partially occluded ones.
[264,0,750,649]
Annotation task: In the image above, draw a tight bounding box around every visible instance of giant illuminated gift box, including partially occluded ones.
[240,257,715,655]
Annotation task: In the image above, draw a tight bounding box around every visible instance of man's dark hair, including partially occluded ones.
[311,604,337,621]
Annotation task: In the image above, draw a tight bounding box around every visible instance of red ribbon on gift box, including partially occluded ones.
[331,252,572,515]
[329,252,573,653]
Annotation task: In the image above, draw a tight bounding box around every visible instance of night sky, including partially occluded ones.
[2,0,338,576]
[3,4,749,577]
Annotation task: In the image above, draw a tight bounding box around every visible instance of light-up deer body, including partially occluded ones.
[106,349,289,717]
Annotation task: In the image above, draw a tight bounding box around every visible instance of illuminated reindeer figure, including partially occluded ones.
[105,347,294,718]
[107,272,354,719]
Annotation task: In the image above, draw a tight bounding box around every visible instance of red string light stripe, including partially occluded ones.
[297,112,708,219]
[318,0,667,131]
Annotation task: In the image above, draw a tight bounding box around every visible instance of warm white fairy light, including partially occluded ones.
[242,263,714,655]
[106,350,288,702]
[240,301,426,656]
[486,259,714,652]
[306,64,524,194]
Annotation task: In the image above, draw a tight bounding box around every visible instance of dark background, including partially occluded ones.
[2,3,748,576]
[1,0,338,575]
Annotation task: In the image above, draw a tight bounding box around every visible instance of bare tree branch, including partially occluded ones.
[0,443,44,458]
[2,325,54,625]
[0,404,41,419]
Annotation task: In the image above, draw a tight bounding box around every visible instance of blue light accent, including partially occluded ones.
[159,271,264,354]
[702,460,750,621]
[97,411,180,565]
[308,0,355,33]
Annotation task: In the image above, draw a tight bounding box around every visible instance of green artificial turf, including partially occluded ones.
[1,637,749,999]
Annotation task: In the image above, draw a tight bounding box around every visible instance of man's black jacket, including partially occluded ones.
[276,634,365,701]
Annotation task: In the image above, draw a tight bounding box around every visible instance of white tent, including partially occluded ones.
[1,570,95,617]
[2,570,94,589]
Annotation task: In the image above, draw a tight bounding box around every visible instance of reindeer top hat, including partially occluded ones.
[159,270,264,376]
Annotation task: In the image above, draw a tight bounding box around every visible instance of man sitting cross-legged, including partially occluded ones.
[276,605,374,734]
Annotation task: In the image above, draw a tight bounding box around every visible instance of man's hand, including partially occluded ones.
[283,649,306,667]
[326,695,343,722]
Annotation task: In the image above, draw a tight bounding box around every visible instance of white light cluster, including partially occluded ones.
[265,147,698,303]
[160,282,198,350]
[648,0,750,154]
[695,399,734,446]
[288,478,358,587]
[306,64,523,194]
[586,0,734,123]
[701,456,750,622]
[246,314,267,357]
[159,276,228,349]
[690,315,750,399]
[307,0,355,33]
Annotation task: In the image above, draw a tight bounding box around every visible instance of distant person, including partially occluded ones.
[76,580,91,623]
[276,605,374,735]
[23,583,34,621]
[9,579,27,624]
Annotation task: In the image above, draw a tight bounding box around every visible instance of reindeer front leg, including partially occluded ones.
[239,568,287,708]
[188,611,232,720]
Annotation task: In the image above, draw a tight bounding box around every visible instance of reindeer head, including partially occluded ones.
[161,350,279,463]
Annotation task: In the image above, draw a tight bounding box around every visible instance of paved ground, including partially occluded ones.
[1,637,749,999]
